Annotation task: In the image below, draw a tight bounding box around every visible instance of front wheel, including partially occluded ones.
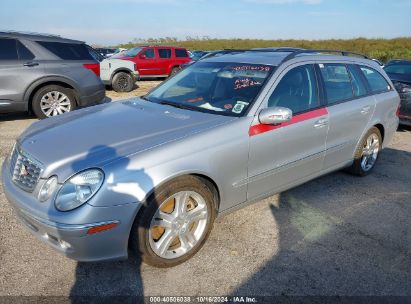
[348,127,382,176]
[112,72,134,92]
[130,176,216,267]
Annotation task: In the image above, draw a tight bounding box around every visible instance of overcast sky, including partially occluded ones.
[1,0,410,45]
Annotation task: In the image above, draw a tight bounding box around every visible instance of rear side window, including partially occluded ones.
[360,66,391,93]
[37,41,94,60]
[158,48,172,59]
[17,41,35,60]
[175,49,188,58]
[142,48,155,59]
[0,38,18,60]
[268,64,319,114]
[347,65,367,97]
[319,64,353,104]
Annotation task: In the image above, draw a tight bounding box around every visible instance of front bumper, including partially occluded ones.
[1,161,141,262]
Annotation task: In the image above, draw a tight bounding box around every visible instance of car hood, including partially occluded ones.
[17,99,234,179]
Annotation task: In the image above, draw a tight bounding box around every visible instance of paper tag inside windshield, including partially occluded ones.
[232,101,249,114]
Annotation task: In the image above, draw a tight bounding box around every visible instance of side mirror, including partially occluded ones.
[139,54,146,59]
[258,107,292,125]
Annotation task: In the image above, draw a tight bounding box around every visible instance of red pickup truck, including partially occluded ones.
[115,46,191,79]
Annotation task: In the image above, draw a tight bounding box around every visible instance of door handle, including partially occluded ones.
[314,118,328,128]
[23,62,39,67]
[361,105,371,114]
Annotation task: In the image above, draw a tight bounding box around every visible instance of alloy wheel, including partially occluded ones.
[361,133,380,172]
[149,191,209,259]
[40,91,71,117]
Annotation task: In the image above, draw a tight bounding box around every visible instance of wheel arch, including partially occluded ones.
[374,123,385,144]
[110,68,134,82]
[24,77,79,111]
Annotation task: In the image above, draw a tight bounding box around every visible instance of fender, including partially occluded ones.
[109,68,135,82]
[23,75,81,106]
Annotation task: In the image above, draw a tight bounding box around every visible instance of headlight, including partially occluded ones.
[55,169,104,212]
[38,176,58,202]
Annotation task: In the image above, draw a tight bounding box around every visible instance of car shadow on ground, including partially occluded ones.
[232,147,411,296]
[67,147,410,298]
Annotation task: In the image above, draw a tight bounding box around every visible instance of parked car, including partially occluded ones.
[112,46,191,78]
[2,48,399,268]
[372,58,385,68]
[190,50,209,61]
[0,31,106,119]
[384,60,411,126]
[88,47,138,92]
[95,48,116,58]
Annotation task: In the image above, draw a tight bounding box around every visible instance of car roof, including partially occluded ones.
[0,31,84,44]
[201,49,375,67]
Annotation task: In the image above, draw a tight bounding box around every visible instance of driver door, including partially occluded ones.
[247,64,329,200]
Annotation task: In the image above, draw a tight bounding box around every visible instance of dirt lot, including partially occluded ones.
[0,82,410,297]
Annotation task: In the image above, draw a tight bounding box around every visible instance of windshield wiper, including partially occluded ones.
[159,100,197,111]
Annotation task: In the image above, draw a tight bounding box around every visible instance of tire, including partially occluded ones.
[130,176,217,268]
[347,127,382,176]
[169,67,180,77]
[32,85,76,119]
[112,72,134,92]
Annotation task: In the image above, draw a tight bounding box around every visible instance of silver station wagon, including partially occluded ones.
[2,49,400,267]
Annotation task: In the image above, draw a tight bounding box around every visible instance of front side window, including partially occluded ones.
[142,48,155,59]
[145,62,274,116]
[267,64,319,114]
[360,66,391,93]
[37,41,94,60]
[0,38,18,60]
[158,48,172,59]
[319,64,353,104]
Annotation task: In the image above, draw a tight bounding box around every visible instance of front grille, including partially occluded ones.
[9,145,43,192]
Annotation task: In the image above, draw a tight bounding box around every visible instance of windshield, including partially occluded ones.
[384,64,411,75]
[122,47,143,57]
[145,62,274,116]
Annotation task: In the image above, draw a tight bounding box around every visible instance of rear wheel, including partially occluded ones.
[32,85,76,119]
[348,127,382,176]
[112,72,134,92]
[169,67,180,77]
[130,176,216,267]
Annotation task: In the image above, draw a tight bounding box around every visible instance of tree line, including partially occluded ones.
[115,37,411,62]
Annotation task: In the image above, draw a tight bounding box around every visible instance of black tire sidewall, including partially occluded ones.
[169,67,180,77]
[112,72,134,92]
[131,176,216,268]
[32,85,76,119]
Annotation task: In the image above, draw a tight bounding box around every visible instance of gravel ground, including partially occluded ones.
[0,82,410,297]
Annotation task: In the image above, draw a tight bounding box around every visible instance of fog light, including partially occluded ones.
[38,176,58,202]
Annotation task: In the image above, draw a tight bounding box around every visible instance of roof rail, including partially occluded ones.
[280,49,369,64]
[0,30,61,38]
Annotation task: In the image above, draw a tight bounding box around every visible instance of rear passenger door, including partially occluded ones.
[0,38,42,111]
[157,48,173,76]
[319,63,376,170]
